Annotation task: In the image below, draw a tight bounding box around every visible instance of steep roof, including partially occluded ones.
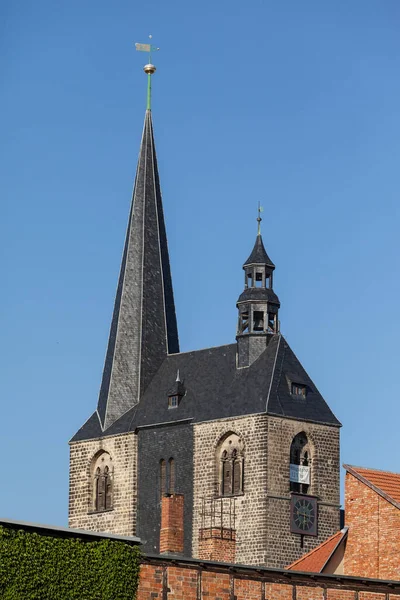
[96,109,179,430]
[344,465,400,509]
[287,529,348,573]
[71,334,341,442]
[244,234,275,267]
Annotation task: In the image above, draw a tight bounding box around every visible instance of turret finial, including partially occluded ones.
[135,34,160,110]
[257,202,264,235]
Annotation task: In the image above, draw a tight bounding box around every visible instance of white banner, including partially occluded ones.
[290,464,310,484]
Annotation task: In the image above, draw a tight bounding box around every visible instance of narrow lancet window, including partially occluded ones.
[160,459,166,499]
[168,458,175,494]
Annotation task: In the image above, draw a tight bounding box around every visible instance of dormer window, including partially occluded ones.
[291,383,307,398]
[167,370,185,408]
[168,395,179,409]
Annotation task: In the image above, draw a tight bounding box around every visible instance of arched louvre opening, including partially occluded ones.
[290,432,311,494]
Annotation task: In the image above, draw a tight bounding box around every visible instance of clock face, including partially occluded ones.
[290,495,318,536]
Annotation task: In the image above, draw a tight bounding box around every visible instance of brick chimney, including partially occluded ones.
[160,494,184,554]
[198,527,236,563]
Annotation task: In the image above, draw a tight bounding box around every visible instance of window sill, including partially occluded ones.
[88,508,114,515]
[215,492,244,499]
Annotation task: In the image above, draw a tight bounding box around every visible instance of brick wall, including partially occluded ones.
[68,432,137,535]
[344,472,400,579]
[137,555,400,600]
[198,528,236,562]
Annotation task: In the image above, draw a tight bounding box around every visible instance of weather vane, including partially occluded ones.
[257,202,264,235]
[135,34,160,110]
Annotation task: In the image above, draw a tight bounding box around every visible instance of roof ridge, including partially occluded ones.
[344,463,400,477]
[168,343,235,356]
[287,529,344,570]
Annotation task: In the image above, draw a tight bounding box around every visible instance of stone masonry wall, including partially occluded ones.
[265,416,341,568]
[68,432,137,535]
[193,414,269,565]
[192,413,340,568]
[344,472,400,580]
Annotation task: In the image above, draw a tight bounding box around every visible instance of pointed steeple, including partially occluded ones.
[244,234,275,268]
[97,109,179,430]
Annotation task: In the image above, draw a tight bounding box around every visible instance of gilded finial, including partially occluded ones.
[135,34,160,110]
[257,202,264,235]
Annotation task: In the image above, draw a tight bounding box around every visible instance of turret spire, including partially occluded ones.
[96,65,179,430]
[236,217,280,368]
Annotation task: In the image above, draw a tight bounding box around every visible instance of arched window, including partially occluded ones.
[168,458,175,494]
[217,433,244,497]
[160,459,166,499]
[92,452,113,512]
[290,432,311,494]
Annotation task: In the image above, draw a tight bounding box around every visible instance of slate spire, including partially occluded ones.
[244,234,275,269]
[97,108,179,430]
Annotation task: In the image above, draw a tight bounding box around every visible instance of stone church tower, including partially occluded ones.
[69,63,341,568]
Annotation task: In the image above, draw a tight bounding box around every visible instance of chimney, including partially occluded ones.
[198,527,236,563]
[159,494,184,554]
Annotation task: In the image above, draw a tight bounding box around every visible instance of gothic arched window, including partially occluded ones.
[290,432,311,494]
[217,433,244,497]
[92,452,113,512]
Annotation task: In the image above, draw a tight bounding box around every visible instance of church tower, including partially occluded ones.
[69,57,341,568]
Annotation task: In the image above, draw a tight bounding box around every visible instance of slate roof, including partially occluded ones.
[344,465,400,508]
[96,109,179,430]
[71,334,341,442]
[287,529,348,573]
[244,234,275,267]
[237,287,280,305]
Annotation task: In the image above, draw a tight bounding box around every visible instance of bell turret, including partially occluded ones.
[236,212,280,368]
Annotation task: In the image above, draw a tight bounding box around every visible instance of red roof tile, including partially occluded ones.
[345,465,400,507]
[286,529,346,573]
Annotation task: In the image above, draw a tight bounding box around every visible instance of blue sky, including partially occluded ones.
[2,1,400,526]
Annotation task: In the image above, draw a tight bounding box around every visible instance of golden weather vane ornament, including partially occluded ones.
[135,34,160,110]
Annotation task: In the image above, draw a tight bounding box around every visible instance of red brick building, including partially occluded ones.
[287,465,400,580]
